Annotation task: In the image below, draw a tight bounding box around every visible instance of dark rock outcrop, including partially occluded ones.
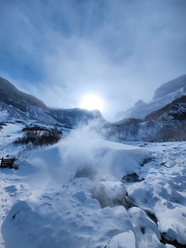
[0,77,48,112]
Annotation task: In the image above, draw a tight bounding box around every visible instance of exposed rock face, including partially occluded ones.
[114,74,186,121]
[0,77,48,111]
[111,95,186,142]
[168,103,186,121]
[153,74,186,100]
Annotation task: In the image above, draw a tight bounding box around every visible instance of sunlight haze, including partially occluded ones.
[80,94,104,112]
[0,0,186,120]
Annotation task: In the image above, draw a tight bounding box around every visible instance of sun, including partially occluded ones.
[80,94,103,111]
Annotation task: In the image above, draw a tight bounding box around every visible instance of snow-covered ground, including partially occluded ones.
[0,123,186,248]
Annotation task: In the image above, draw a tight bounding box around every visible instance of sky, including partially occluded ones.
[0,0,186,121]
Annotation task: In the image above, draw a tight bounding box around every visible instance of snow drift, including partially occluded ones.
[0,123,186,247]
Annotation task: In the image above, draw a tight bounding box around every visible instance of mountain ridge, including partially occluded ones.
[0,76,106,128]
[1,74,186,142]
[153,74,186,100]
[111,94,186,142]
[114,74,186,121]
[0,76,48,111]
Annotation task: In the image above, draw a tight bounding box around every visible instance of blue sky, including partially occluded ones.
[0,0,186,120]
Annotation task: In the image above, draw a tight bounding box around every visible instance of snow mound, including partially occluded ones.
[0,124,186,247]
[92,181,130,208]
[128,174,186,245]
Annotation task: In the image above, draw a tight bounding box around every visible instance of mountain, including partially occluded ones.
[0,76,55,124]
[153,74,186,99]
[1,74,186,142]
[114,74,186,121]
[114,99,186,142]
[0,77,47,111]
[0,76,106,129]
[109,74,186,142]
[111,94,186,142]
[114,99,148,121]
[50,108,106,128]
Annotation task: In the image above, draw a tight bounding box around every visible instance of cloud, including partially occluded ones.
[0,0,186,120]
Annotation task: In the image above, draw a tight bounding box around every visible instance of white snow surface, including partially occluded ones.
[0,124,186,248]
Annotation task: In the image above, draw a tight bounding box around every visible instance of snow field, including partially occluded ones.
[0,123,186,247]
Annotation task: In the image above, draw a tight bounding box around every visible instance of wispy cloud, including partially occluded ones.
[1,0,186,120]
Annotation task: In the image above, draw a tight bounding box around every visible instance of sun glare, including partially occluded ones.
[80,94,103,111]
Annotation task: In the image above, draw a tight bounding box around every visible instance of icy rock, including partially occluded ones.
[92,181,130,208]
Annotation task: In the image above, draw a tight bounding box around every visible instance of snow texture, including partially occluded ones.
[0,123,186,248]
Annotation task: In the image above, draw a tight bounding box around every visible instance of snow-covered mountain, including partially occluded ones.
[1,76,186,247]
[111,95,186,142]
[114,74,186,121]
[0,76,58,124]
[1,74,186,142]
[0,76,106,128]
[108,74,186,142]
[0,77,47,111]
[51,108,106,128]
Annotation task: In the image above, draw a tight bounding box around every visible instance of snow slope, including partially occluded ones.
[0,124,186,247]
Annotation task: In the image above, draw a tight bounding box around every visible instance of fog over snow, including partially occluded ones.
[1,0,186,120]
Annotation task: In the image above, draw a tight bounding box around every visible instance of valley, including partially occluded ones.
[0,75,186,247]
[0,122,186,248]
